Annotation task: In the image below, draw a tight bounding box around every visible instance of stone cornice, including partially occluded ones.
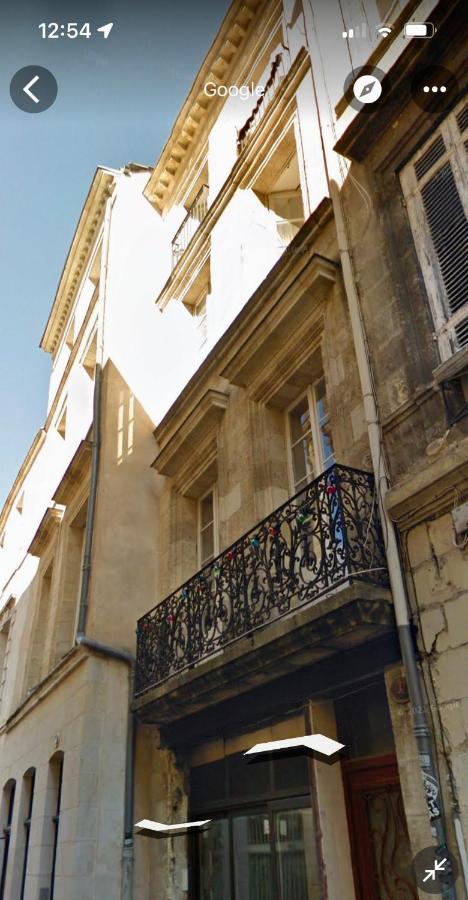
[152,389,229,478]
[40,168,115,356]
[144,0,269,213]
[52,439,92,506]
[385,435,468,530]
[155,46,310,310]
[27,505,64,557]
[222,254,336,405]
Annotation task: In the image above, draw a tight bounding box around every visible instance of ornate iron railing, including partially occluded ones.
[171,185,209,269]
[135,465,389,695]
[237,52,287,153]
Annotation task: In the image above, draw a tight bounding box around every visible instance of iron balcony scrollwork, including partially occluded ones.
[136,464,389,695]
[171,184,209,270]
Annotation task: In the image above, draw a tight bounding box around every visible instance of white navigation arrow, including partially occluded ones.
[245,734,345,758]
[423,857,448,882]
[23,75,40,103]
[97,22,114,39]
[135,818,211,838]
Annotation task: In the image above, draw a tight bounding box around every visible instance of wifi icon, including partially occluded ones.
[377,23,393,37]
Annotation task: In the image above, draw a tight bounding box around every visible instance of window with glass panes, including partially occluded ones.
[286,379,334,494]
[191,750,321,899]
[198,488,218,567]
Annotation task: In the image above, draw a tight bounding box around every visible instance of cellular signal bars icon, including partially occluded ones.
[342,23,367,39]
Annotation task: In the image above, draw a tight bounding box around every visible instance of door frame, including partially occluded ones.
[342,753,409,900]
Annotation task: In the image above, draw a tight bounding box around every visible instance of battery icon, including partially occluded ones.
[404,21,435,38]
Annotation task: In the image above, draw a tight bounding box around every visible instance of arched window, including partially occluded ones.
[0,779,16,900]
[19,768,36,900]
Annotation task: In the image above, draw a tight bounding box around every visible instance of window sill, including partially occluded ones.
[433,346,468,384]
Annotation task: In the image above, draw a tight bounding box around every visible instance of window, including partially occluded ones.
[252,125,305,250]
[55,401,67,440]
[286,379,334,494]
[400,98,468,361]
[19,770,35,900]
[441,368,468,426]
[26,562,54,691]
[80,329,97,379]
[48,753,64,900]
[0,780,16,900]
[52,500,87,664]
[191,751,320,899]
[0,606,13,714]
[198,487,218,567]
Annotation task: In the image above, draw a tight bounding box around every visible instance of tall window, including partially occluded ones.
[286,378,334,494]
[192,750,321,899]
[49,753,64,900]
[0,606,13,715]
[20,770,35,900]
[0,780,16,900]
[198,488,218,567]
[400,98,468,361]
[26,562,54,691]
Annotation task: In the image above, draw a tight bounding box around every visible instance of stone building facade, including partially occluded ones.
[0,0,466,899]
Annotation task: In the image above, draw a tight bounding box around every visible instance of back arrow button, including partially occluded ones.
[10,66,58,113]
[23,75,40,103]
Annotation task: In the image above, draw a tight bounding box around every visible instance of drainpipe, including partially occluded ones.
[330,184,456,898]
[74,184,137,900]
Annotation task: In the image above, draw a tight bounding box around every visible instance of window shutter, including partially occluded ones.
[400,99,468,360]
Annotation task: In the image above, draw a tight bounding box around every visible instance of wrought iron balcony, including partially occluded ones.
[171,185,209,269]
[135,464,389,696]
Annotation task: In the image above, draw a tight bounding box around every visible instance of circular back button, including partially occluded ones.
[10,66,58,113]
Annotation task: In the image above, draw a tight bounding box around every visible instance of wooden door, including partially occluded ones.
[342,754,417,899]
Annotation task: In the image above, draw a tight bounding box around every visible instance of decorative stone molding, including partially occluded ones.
[27,506,64,558]
[40,168,114,356]
[144,0,264,213]
[152,389,229,487]
[223,252,336,406]
[385,435,468,529]
[52,439,93,506]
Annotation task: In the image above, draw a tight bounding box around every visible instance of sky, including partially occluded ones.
[0,0,230,508]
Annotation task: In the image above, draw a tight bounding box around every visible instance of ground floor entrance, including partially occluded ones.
[343,754,417,899]
[197,799,319,900]
[190,748,320,899]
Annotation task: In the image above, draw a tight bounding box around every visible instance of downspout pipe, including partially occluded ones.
[74,186,136,900]
[330,183,456,898]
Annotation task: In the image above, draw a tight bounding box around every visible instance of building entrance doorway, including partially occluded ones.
[342,754,417,899]
[190,748,321,899]
[197,799,320,899]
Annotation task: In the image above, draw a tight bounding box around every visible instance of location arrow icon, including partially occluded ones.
[245,734,345,758]
[97,23,114,39]
[135,818,211,838]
